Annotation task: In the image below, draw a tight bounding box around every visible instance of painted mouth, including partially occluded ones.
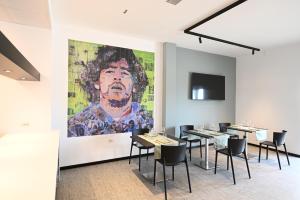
[110,83,125,91]
[111,85,123,90]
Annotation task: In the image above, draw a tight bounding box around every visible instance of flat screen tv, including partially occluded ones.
[190,73,225,100]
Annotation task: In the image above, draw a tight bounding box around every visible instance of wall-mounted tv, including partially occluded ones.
[190,73,225,100]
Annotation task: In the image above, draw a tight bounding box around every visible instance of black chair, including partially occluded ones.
[219,123,231,133]
[129,128,153,171]
[258,130,290,170]
[214,138,251,184]
[180,125,202,161]
[219,123,239,139]
[153,144,191,200]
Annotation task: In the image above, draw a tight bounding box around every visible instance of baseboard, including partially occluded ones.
[60,153,154,170]
[62,143,300,170]
[248,143,300,158]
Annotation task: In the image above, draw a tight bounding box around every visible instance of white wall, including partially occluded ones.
[0,22,52,134]
[236,43,300,154]
[51,25,163,167]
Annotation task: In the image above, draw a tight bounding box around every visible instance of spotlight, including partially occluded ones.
[199,37,202,44]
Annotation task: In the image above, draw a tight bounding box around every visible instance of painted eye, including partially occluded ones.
[105,70,114,74]
[121,71,129,76]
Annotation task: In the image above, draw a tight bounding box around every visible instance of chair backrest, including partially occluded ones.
[273,131,287,146]
[163,134,187,145]
[228,138,246,155]
[132,128,149,136]
[179,125,194,138]
[161,144,187,166]
[219,123,231,132]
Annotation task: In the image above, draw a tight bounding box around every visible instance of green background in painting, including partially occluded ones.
[68,39,155,119]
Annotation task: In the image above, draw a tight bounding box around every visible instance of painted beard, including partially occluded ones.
[108,97,130,108]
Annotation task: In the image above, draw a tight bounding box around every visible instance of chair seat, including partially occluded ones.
[217,148,229,155]
[156,158,182,166]
[181,136,201,143]
[134,142,154,149]
[260,141,275,147]
[187,138,201,142]
[217,148,242,157]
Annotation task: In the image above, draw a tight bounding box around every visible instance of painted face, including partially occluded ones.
[99,58,134,107]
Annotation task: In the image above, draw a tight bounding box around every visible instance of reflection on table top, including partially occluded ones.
[228,125,268,132]
[139,134,178,146]
[132,133,183,147]
[184,129,229,139]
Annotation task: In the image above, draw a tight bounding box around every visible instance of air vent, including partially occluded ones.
[166,0,182,5]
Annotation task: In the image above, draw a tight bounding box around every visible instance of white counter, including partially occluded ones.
[0,132,59,200]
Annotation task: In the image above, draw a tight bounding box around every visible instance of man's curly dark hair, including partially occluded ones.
[80,45,148,103]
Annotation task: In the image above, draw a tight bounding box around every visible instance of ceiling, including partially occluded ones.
[1,0,300,57]
[0,0,51,29]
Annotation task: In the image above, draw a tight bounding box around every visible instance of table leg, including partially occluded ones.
[243,131,256,159]
[204,138,209,169]
[244,131,248,155]
[193,138,215,170]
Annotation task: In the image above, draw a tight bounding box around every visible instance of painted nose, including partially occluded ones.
[113,69,122,81]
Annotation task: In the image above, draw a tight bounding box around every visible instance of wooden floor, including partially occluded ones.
[56,146,300,200]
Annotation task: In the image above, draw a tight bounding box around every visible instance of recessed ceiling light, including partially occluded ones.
[20,77,27,80]
[3,69,11,73]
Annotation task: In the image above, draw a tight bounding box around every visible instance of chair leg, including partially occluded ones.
[244,151,251,179]
[200,140,202,158]
[147,149,149,160]
[185,159,192,193]
[189,142,192,161]
[275,145,281,170]
[214,151,218,174]
[227,155,229,170]
[258,143,262,163]
[266,145,269,160]
[153,160,156,186]
[229,153,236,185]
[162,162,167,200]
[172,166,174,181]
[129,143,133,164]
[138,148,141,171]
[283,144,290,166]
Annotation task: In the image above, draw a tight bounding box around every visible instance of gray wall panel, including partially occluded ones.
[164,43,236,136]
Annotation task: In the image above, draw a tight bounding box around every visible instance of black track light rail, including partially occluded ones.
[184,0,260,54]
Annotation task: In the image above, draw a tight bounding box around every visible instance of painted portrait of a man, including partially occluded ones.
[67,40,154,137]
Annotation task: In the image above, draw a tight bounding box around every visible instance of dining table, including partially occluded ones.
[133,133,182,159]
[227,125,268,158]
[183,129,234,170]
[132,133,183,181]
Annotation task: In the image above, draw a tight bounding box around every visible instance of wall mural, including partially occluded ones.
[67,39,154,137]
